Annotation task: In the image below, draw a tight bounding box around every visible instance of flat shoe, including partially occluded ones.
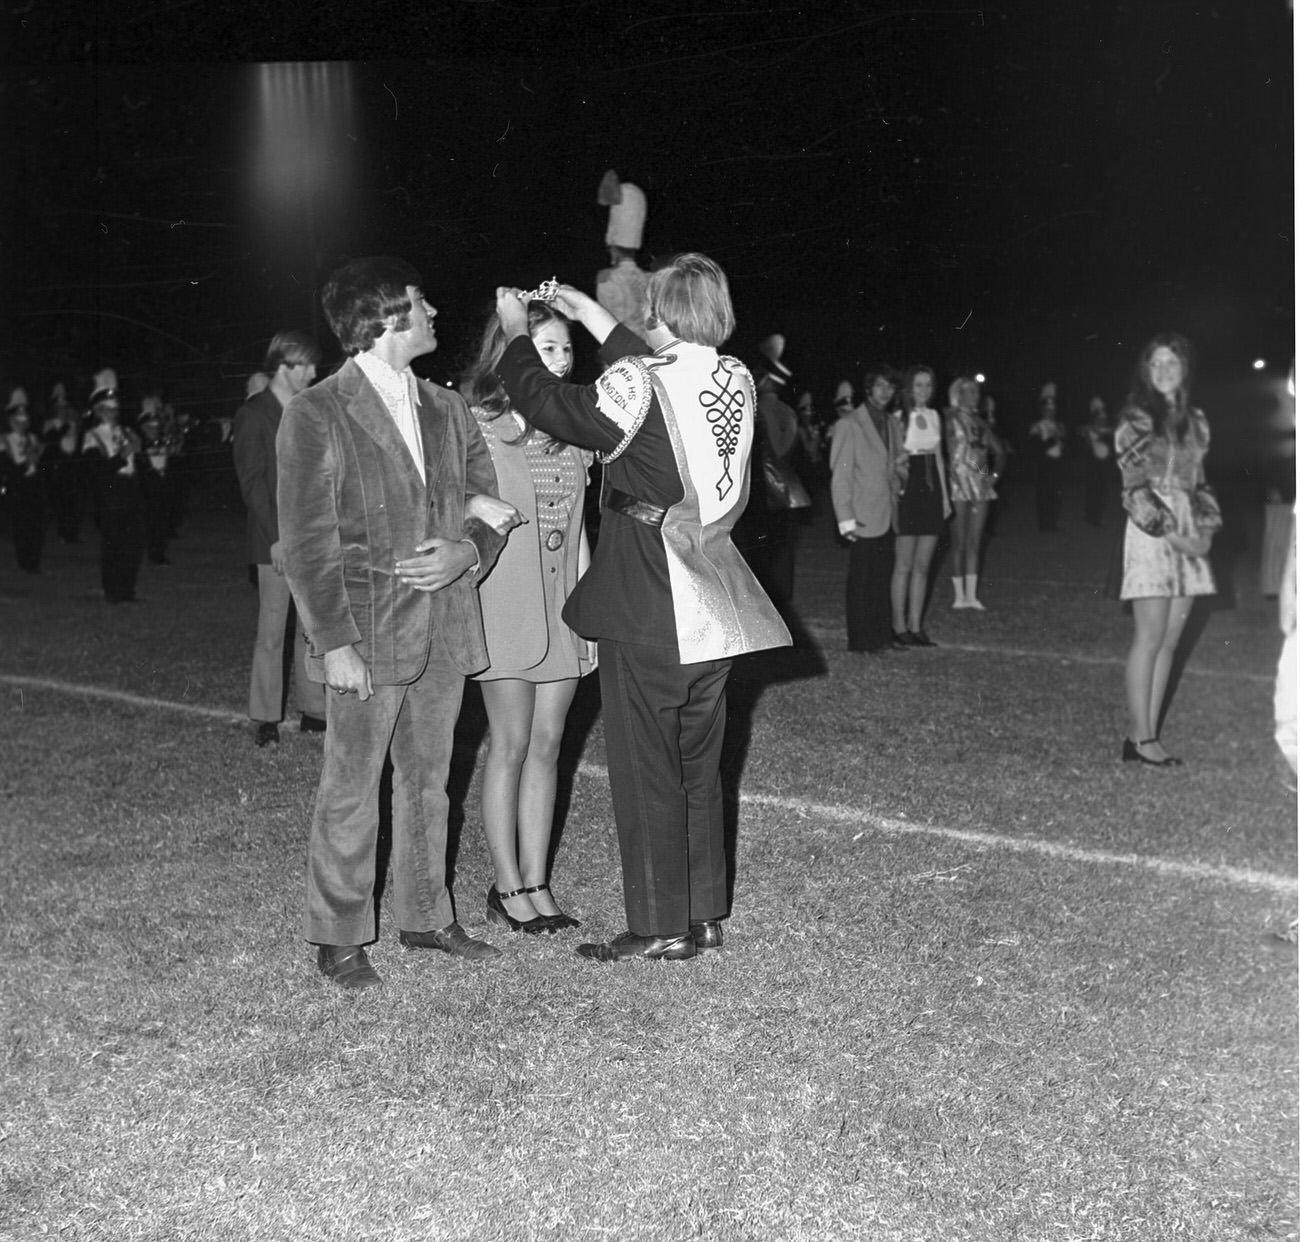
[399,921,502,960]
[576,931,697,961]
[317,944,382,990]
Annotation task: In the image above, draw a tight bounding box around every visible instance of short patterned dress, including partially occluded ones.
[472,411,591,683]
[945,407,999,504]
[1116,404,1220,600]
[895,406,946,536]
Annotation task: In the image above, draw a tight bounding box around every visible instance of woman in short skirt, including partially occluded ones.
[463,299,594,932]
[1116,332,1220,767]
[890,364,950,645]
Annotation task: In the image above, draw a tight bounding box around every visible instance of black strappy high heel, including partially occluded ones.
[520,883,581,930]
[486,884,555,935]
[1122,738,1180,768]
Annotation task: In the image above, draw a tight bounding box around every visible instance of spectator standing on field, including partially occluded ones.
[233,332,328,748]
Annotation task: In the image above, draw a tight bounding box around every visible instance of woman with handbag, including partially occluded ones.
[1116,333,1220,768]
[944,375,999,610]
[463,299,594,933]
[891,364,950,646]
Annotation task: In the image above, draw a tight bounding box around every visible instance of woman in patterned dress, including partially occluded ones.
[944,375,999,610]
[463,301,594,932]
[1116,333,1220,768]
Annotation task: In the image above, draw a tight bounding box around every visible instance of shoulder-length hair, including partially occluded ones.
[1128,331,1193,442]
[462,300,571,447]
[321,256,423,356]
[263,329,321,374]
[647,253,735,348]
[900,365,936,413]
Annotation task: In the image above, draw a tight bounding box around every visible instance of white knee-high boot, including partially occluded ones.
[964,573,985,610]
[951,576,968,608]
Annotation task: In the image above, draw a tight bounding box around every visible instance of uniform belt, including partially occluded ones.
[605,487,667,528]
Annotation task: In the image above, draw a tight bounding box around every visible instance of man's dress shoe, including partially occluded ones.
[576,931,697,962]
[254,721,279,748]
[690,920,724,952]
[317,945,382,990]
[399,921,501,960]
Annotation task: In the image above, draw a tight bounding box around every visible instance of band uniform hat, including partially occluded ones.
[598,169,647,250]
[5,386,29,410]
[89,368,120,407]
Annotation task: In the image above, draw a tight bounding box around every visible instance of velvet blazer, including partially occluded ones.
[276,356,505,686]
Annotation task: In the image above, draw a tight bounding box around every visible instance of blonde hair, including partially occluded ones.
[646,253,735,347]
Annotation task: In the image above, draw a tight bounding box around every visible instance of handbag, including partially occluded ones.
[762,454,812,510]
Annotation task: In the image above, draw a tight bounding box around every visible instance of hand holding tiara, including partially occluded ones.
[519,277,559,303]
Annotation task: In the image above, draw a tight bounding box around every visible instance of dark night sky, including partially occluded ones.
[3,1,1294,450]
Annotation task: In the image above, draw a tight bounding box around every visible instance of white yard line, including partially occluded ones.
[5,672,1293,896]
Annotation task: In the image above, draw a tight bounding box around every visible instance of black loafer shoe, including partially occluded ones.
[399,921,502,960]
[890,631,915,649]
[576,931,697,962]
[300,713,327,734]
[690,920,724,952]
[254,721,279,748]
[317,944,382,990]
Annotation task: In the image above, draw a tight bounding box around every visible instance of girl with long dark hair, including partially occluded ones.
[1116,333,1220,767]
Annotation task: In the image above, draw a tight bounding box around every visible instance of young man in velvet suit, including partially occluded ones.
[277,256,519,990]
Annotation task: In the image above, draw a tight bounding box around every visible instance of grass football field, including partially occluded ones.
[1,476,1295,1241]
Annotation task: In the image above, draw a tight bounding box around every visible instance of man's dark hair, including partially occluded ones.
[263,330,321,374]
[321,256,424,356]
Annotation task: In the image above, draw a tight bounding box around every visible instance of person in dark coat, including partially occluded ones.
[233,333,329,747]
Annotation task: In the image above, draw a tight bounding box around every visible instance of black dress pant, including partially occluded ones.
[598,638,731,937]
[140,470,174,562]
[845,532,895,652]
[6,477,45,572]
[99,475,144,601]
[1036,458,1064,531]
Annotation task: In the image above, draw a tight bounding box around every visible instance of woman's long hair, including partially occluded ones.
[900,364,936,414]
[461,301,571,446]
[1127,332,1193,443]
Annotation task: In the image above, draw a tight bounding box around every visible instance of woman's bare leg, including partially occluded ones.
[1150,596,1194,739]
[908,534,939,631]
[515,678,579,919]
[480,678,542,922]
[1126,597,1173,762]
[892,535,916,632]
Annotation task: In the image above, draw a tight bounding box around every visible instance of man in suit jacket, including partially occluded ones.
[830,366,906,656]
[233,331,328,747]
[277,256,517,990]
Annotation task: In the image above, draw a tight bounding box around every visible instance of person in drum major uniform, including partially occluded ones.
[493,253,791,963]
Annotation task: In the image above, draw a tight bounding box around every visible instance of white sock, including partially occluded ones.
[964,573,985,610]
[951,576,967,608]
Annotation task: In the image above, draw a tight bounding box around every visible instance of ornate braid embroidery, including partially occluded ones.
[698,357,747,501]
